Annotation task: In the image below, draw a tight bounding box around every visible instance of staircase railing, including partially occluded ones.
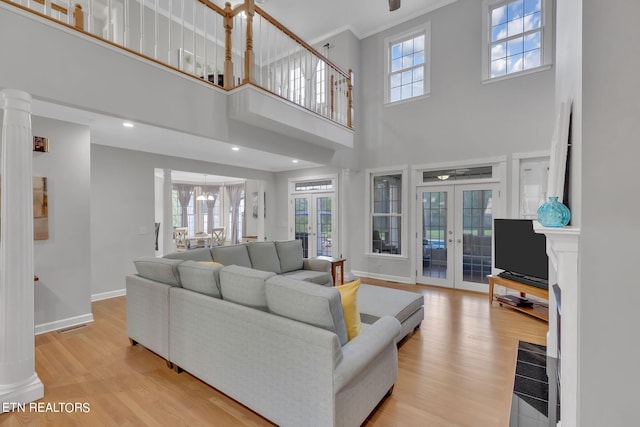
[3,0,353,128]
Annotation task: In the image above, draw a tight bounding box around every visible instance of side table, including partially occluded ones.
[315,256,345,286]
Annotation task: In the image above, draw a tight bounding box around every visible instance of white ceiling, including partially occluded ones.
[248,0,457,42]
[31,100,319,172]
[31,0,456,173]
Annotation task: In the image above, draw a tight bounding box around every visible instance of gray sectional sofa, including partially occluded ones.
[126,240,424,426]
[126,259,400,427]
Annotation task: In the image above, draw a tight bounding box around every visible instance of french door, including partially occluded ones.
[416,183,497,292]
[291,193,335,258]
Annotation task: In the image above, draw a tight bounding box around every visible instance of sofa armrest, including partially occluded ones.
[125,274,173,359]
[333,315,400,393]
[303,258,331,272]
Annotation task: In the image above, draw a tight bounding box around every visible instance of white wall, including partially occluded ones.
[348,0,556,280]
[90,144,276,297]
[30,117,92,332]
[579,1,640,425]
[272,0,556,282]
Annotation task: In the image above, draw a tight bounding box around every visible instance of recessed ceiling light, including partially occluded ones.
[122,122,134,128]
[232,147,240,151]
[292,159,299,163]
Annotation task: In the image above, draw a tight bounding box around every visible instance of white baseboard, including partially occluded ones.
[35,313,94,335]
[91,288,126,302]
[351,270,415,285]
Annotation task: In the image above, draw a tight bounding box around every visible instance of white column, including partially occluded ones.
[0,90,44,411]
[257,180,265,241]
[162,169,173,255]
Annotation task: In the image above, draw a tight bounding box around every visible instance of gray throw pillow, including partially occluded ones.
[133,257,183,286]
[219,265,276,311]
[265,275,348,347]
[247,242,282,273]
[274,240,304,273]
[177,261,223,298]
[211,244,252,268]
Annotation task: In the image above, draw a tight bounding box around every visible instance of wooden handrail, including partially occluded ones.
[197,0,226,16]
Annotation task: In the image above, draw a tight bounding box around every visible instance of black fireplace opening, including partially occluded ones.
[509,341,560,427]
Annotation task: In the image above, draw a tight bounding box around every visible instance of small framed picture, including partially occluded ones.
[33,136,49,152]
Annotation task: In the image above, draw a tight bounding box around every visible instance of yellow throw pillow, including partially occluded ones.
[336,279,362,341]
[198,261,224,267]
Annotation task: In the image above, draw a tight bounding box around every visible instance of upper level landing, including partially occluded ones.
[0,1,353,166]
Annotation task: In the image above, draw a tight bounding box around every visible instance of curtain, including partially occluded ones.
[226,183,245,244]
[174,184,194,228]
[202,185,220,234]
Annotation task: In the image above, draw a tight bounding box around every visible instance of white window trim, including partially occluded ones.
[481,0,553,83]
[384,23,431,105]
[365,165,409,258]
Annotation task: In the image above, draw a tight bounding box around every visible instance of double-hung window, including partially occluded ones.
[385,24,430,104]
[483,0,552,81]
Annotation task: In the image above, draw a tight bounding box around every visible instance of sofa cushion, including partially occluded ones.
[274,240,304,273]
[357,284,424,325]
[281,269,332,286]
[133,257,183,287]
[219,265,276,311]
[265,275,348,347]
[336,279,362,341]
[163,248,214,262]
[178,261,222,298]
[247,242,282,273]
[211,244,252,268]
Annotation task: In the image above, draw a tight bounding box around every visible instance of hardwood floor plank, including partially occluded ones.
[1,279,547,426]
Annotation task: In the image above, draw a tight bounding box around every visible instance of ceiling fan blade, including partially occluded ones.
[389,0,401,11]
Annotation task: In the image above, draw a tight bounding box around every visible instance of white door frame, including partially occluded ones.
[287,175,339,258]
[412,157,506,290]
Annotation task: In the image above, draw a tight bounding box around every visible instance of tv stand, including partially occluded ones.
[488,275,549,322]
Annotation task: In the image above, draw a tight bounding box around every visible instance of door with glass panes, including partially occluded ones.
[417,183,496,292]
[291,194,335,258]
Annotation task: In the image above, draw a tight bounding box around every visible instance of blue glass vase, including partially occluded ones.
[537,196,571,227]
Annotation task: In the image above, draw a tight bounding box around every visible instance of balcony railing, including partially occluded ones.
[4,0,353,128]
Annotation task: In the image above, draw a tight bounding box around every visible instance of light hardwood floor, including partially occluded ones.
[1,280,547,426]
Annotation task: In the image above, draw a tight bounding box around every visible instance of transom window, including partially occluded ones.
[482,0,552,81]
[385,25,430,104]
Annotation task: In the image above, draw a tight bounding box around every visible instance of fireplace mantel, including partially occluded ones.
[534,224,580,270]
[534,223,580,427]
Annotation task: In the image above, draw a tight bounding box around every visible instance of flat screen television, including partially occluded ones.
[494,219,549,289]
